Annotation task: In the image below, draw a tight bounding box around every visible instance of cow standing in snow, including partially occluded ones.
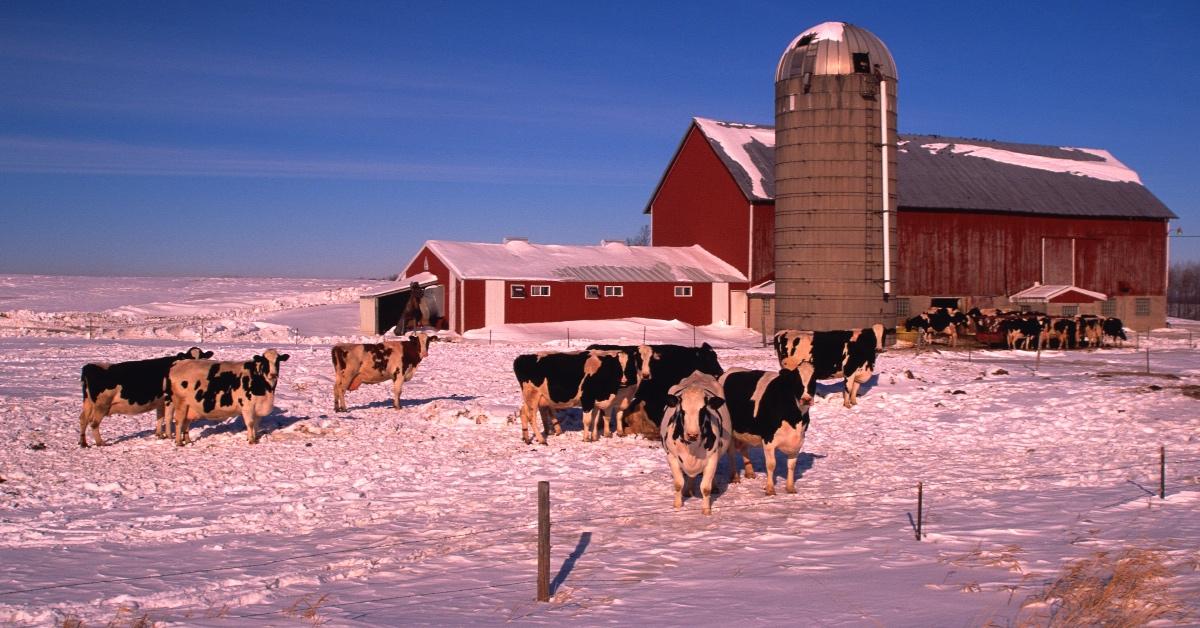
[773,324,881,408]
[78,346,213,447]
[512,349,632,444]
[164,349,289,445]
[1101,317,1128,347]
[586,343,653,436]
[331,333,436,412]
[720,363,816,496]
[660,372,731,515]
[619,343,724,438]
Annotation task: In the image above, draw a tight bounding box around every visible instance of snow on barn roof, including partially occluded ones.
[651,118,1175,220]
[421,240,747,283]
[1010,283,1107,303]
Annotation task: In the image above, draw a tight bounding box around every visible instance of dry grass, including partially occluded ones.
[1016,548,1188,627]
[56,606,156,628]
[283,593,331,626]
[941,542,1026,574]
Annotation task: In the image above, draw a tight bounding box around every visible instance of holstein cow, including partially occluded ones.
[719,363,816,496]
[586,344,653,437]
[660,371,731,515]
[512,350,632,444]
[905,308,966,346]
[1101,317,1128,347]
[332,332,436,412]
[619,344,724,438]
[78,346,214,447]
[773,324,882,408]
[1077,315,1103,348]
[1049,317,1078,350]
[1001,315,1046,351]
[164,349,289,445]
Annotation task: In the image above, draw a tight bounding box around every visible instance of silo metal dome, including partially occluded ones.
[776,21,897,81]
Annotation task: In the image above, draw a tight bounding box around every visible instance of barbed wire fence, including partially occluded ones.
[3,452,1198,623]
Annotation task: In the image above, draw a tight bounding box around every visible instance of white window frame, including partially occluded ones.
[674,285,693,297]
[530,285,550,297]
[604,285,624,297]
[510,284,526,299]
[584,285,600,300]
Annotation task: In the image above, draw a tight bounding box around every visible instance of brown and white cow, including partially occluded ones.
[586,343,654,436]
[331,332,436,412]
[164,349,289,445]
[78,346,213,447]
[512,349,633,444]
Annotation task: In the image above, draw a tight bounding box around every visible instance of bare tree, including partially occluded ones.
[625,224,651,246]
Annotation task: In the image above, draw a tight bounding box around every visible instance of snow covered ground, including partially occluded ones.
[1,274,1198,626]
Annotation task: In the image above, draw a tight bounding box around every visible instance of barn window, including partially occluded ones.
[1136,298,1151,316]
[530,285,550,297]
[585,285,600,299]
[674,286,693,297]
[1019,304,1032,313]
[604,286,624,297]
[896,298,910,318]
[1101,299,1117,316]
[1061,305,1079,317]
[510,285,526,299]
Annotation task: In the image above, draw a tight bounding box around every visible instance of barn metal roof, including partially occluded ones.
[420,240,747,283]
[659,118,1175,220]
[1010,284,1107,303]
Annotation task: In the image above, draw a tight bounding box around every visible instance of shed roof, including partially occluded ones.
[419,240,747,283]
[1010,284,1107,303]
[651,118,1175,220]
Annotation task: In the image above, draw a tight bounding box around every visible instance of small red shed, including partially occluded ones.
[374,239,747,334]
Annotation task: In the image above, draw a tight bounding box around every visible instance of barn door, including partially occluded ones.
[1042,237,1074,285]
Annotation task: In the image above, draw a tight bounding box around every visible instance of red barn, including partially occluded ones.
[362,239,747,334]
[646,118,1176,332]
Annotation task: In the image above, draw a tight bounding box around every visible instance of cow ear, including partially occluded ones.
[707,397,725,411]
[202,351,214,359]
[701,342,712,350]
[664,395,679,408]
[429,336,439,343]
[278,353,290,362]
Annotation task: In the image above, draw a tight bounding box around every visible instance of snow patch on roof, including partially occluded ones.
[694,118,774,200]
[426,240,746,283]
[919,142,1141,184]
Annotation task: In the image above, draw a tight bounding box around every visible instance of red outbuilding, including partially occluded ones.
[361,239,747,334]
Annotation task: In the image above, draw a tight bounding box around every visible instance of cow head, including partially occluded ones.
[904,315,929,332]
[636,345,654,381]
[665,373,726,447]
[789,361,816,406]
[180,347,214,360]
[410,332,434,358]
[773,331,813,371]
[253,349,290,388]
[695,343,723,376]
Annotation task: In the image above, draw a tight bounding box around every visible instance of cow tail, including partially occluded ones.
[80,371,88,401]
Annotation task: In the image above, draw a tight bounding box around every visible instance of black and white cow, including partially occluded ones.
[905,308,966,346]
[1001,316,1044,351]
[1076,315,1103,348]
[78,346,214,447]
[719,363,816,496]
[512,350,632,444]
[619,343,724,438]
[660,371,732,515]
[164,349,290,445]
[773,324,882,408]
[1101,317,1128,347]
[586,343,653,437]
[331,332,436,412]
[1049,317,1077,350]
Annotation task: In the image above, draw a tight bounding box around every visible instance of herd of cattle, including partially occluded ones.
[905,307,1129,351]
[75,308,1129,514]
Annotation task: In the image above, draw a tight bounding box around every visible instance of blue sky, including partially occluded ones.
[1,1,1197,278]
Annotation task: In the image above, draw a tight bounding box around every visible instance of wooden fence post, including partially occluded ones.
[1146,347,1151,374]
[566,327,570,348]
[538,480,550,601]
[1160,446,1166,500]
[916,482,924,541]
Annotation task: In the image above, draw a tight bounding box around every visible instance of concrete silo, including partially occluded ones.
[774,22,898,331]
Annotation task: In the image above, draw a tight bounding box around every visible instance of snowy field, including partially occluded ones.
[1,274,1199,626]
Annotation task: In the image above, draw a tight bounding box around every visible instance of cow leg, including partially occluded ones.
[243,408,259,444]
[763,444,777,496]
[738,444,756,479]
[601,406,613,438]
[88,408,106,447]
[539,407,558,444]
[699,453,720,515]
[666,455,686,510]
[391,374,404,410]
[785,453,799,494]
[155,406,168,439]
[174,405,192,446]
[333,374,347,413]
[78,405,93,448]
